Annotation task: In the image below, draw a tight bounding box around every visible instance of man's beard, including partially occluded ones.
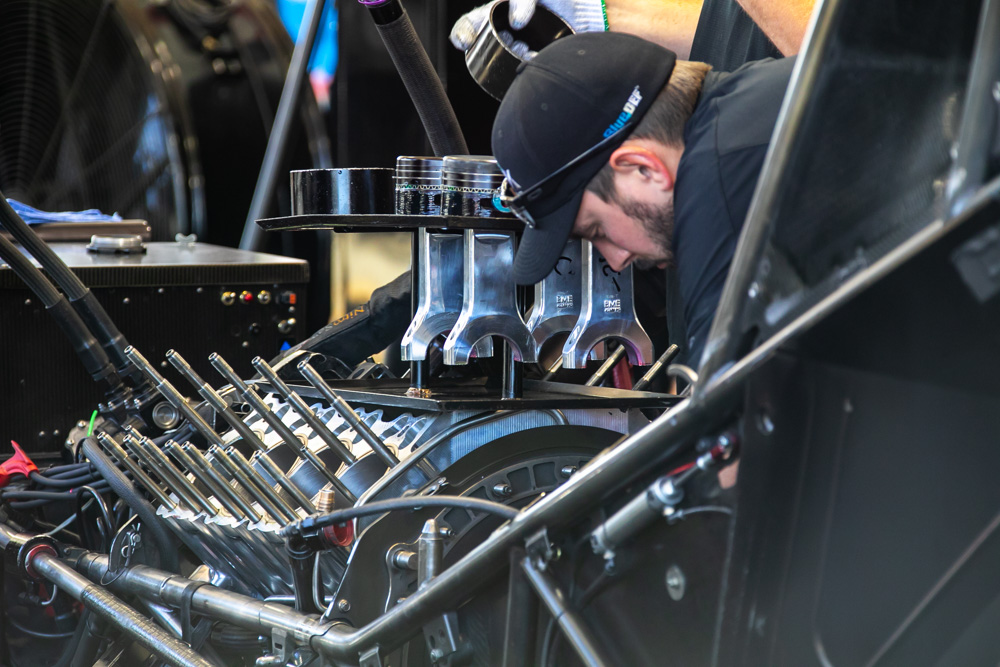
[618,196,675,270]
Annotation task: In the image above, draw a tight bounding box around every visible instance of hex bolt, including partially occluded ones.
[492,482,513,499]
[560,465,578,478]
[666,564,686,601]
[336,599,351,613]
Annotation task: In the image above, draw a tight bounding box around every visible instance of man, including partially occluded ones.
[494,31,793,367]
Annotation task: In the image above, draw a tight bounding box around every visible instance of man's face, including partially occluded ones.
[571,188,675,272]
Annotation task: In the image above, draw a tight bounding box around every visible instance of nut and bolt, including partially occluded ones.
[492,482,513,499]
[560,465,578,478]
[392,550,418,570]
[666,564,686,601]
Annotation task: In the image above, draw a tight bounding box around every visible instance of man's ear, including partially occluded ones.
[608,143,675,192]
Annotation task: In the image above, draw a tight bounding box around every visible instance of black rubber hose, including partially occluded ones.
[68,612,102,667]
[284,495,520,538]
[52,611,93,667]
[0,232,119,388]
[48,464,94,478]
[2,489,108,501]
[45,463,92,475]
[81,438,178,572]
[0,194,134,376]
[30,471,102,489]
[371,0,469,157]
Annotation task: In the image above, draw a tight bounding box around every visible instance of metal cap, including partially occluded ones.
[86,234,147,254]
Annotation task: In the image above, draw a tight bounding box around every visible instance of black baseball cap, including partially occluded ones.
[492,32,676,285]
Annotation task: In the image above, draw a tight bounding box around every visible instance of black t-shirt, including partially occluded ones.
[689,0,783,71]
[671,57,794,368]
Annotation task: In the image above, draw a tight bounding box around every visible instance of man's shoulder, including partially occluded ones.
[699,57,796,156]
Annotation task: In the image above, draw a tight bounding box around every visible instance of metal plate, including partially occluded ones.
[252,377,679,412]
[256,213,524,234]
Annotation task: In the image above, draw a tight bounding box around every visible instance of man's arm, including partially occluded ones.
[734,0,813,55]
[606,0,813,59]
[605,0,703,59]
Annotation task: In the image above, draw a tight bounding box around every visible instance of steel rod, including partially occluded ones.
[298,361,400,467]
[210,353,352,506]
[584,345,626,387]
[124,347,223,447]
[521,556,611,667]
[179,443,263,523]
[208,446,290,524]
[31,552,215,667]
[251,357,358,466]
[632,344,680,392]
[170,350,324,511]
[210,445,297,524]
[95,432,176,510]
[123,429,215,515]
[240,0,327,251]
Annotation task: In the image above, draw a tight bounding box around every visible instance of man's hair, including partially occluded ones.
[587,60,712,204]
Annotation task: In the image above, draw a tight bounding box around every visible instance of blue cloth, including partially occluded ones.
[6,199,122,224]
[672,57,795,368]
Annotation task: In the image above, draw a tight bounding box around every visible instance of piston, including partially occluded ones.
[395,156,444,216]
[441,156,511,218]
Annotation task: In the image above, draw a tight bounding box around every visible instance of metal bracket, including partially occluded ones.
[423,612,468,666]
[359,646,383,667]
[524,528,557,569]
[271,628,290,664]
[421,477,450,496]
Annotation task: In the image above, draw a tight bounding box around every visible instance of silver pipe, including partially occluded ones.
[96,432,177,510]
[170,442,261,523]
[186,444,266,523]
[124,430,215,515]
[632,344,680,392]
[31,552,215,667]
[75,553,338,645]
[124,347,223,447]
[251,357,358,466]
[298,361,400,467]
[210,353,349,506]
[218,445,299,524]
[239,0,327,251]
[542,356,564,382]
[583,345,626,387]
[209,445,288,524]
[521,556,611,667]
[168,350,330,510]
[167,350,282,456]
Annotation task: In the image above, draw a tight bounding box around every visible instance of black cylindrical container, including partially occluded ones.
[441,155,511,218]
[291,168,394,215]
[394,156,444,215]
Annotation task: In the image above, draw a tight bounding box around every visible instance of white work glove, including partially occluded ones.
[449,0,607,52]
